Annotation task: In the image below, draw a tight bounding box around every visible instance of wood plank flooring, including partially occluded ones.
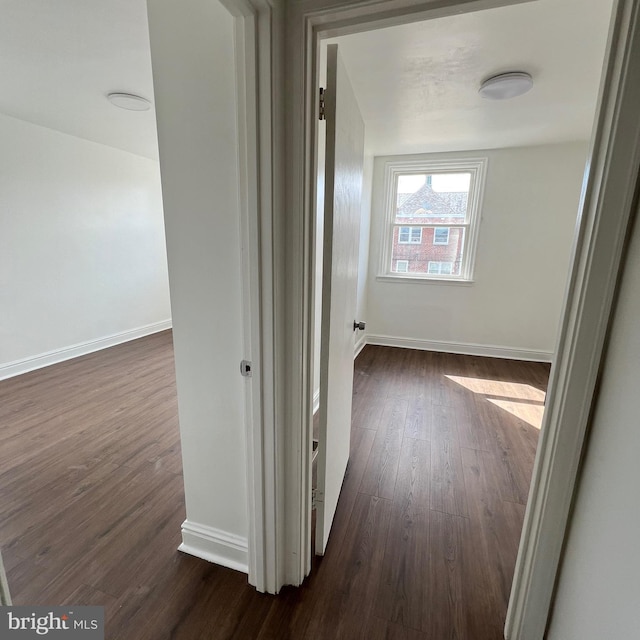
[0,335,548,639]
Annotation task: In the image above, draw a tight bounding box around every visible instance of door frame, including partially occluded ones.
[219,0,284,594]
[279,0,640,638]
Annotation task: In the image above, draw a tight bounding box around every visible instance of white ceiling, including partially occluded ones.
[326,0,614,155]
[0,0,158,159]
[0,0,613,161]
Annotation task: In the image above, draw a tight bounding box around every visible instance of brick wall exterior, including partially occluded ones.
[391,180,468,275]
[392,221,464,274]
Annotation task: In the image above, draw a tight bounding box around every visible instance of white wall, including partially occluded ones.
[147,0,249,570]
[547,207,640,639]
[0,112,171,377]
[366,142,589,360]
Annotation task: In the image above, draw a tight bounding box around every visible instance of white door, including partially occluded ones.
[315,44,365,555]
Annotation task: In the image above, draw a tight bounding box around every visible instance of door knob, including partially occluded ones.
[353,320,366,331]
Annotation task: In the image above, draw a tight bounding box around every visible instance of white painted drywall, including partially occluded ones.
[546,205,640,640]
[325,0,612,157]
[366,143,589,358]
[0,112,171,369]
[147,0,248,551]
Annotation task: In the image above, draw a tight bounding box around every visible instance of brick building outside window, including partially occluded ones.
[391,175,468,276]
[380,158,487,282]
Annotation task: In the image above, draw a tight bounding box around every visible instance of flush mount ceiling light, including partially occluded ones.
[107,92,152,111]
[478,72,533,100]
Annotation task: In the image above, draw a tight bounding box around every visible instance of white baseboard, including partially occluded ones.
[0,319,173,380]
[366,334,553,363]
[179,519,249,574]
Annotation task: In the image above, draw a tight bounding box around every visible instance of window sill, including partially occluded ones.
[376,274,475,286]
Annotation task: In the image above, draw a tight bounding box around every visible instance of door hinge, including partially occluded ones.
[240,360,252,377]
[319,87,326,121]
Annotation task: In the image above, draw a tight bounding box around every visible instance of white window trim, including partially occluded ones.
[395,259,409,273]
[378,157,487,283]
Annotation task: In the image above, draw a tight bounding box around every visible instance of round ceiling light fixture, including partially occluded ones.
[478,72,533,100]
[107,92,152,111]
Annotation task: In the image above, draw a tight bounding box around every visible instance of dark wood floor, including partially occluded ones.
[0,333,548,639]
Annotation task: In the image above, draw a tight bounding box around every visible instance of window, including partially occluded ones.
[433,227,450,245]
[379,157,487,281]
[428,261,453,275]
[398,226,422,244]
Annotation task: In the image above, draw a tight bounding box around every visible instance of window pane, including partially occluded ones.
[384,158,485,281]
[427,261,454,275]
[433,227,450,245]
[396,172,470,224]
[392,226,465,276]
[397,226,422,244]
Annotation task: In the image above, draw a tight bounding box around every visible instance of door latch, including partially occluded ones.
[240,360,252,377]
[353,320,366,331]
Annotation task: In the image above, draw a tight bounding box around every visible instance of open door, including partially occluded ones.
[315,44,365,555]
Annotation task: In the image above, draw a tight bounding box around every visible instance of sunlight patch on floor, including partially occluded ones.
[445,375,546,402]
[446,374,546,429]
[487,398,545,429]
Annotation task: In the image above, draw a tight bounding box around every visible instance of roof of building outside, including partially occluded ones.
[397,183,467,218]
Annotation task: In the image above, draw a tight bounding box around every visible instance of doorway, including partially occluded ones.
[311,4,609,631]
[298,0,628,636]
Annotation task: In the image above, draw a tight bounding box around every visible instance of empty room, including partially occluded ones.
[308,0,612,636]
[3,0,640,639]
